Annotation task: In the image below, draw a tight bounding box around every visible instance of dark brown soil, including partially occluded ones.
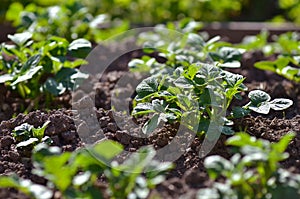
[0,46,299,198]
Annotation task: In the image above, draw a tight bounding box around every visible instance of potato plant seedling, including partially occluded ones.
[12,121,52,151]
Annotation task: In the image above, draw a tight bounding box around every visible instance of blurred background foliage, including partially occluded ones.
[1,0,300,42]
[1,0,300,25]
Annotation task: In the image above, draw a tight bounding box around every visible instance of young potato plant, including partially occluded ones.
[132,63,246,136]
[232,90,293,117]
[254,56,300,83]
[134,23,243,72]
[0,32,90,107]
[6,1,128,42]
[239,31,300,83]
[197,132,300,199]
[0,142,172,199]
[12,121,52,151]
[105,147,173,199]
[131,31,294,137]
[239,31,300,56]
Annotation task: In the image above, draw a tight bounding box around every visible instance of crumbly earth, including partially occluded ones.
[0,49,299,198]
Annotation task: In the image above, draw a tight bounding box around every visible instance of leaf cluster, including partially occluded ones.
[12,121,51,150]
[232,90,293,117]
[131,31,248,136]
[239,31,300,83]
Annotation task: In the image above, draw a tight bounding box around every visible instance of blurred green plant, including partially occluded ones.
[197,132,300,199]
[238,31,300,83]
[0,141,172,199]
[274,0,300,24]
[94,0,244,24]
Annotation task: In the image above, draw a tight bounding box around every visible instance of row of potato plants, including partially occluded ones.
[127,22,300,198]
[0,136,172,199]
[129,23,294,136]
[0,5,299,197]
[1,122,299,198]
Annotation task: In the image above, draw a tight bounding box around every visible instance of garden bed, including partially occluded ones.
[0,35,299,198]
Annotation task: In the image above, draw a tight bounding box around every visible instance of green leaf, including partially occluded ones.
[152,99,166,112]
[136,76,159,100]
[21,54,41,74]
[187,33,205,46]
[41,136,53,145]
[6,2,23,22]
[226,132,264,148]
[210,47,244,63]
[128,59,145,69]
[217,61,241,68]
[273,132,295,153]
[92,140,123,160]
[0,175,26,189]
[0,175,52,199]
[177,94,193,110]
[142,113,160,134]
[73,171,91,186]
[12,123,33,141]
[43,78,62,96]
[16,138,39,149]
[269,98,293,111]
[8,32,32,46]
[248,90,271,105]
[0,74,14,83]
[28,184,53,199]
[275,57,291,70]
[248,101,271,114]
[118,146,156,173]
[254,61,276,72]
[32,121,50,140]
[231,107,251,118]
[68,38,92,58]
[241,151,268,163]
[221,126,235,135]
[11,66,43,86]
[174,77,194,88]
[204,155,233,179]
[222,71,244,87]
[68,39,92,50]
[132,102,154,115]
